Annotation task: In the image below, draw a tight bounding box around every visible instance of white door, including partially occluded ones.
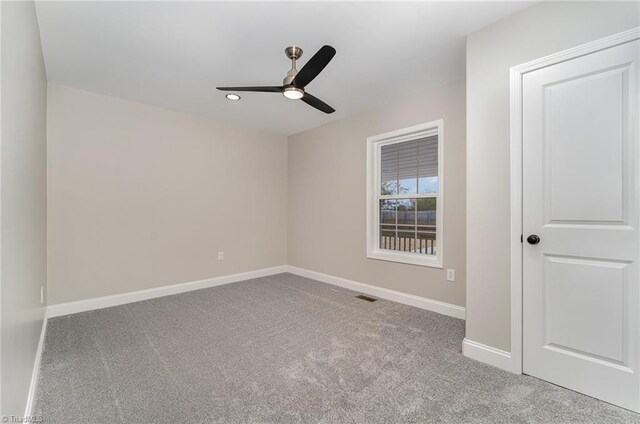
[522,38,640,411]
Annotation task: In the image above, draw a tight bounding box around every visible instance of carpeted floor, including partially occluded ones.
[34,273,640,423]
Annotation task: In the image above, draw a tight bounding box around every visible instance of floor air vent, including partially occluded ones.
[355,294,378,302]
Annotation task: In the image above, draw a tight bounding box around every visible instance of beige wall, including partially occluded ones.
[0,1,48,416]
[47,85,287,304]
[288,79,465,307]
[466,1,640,351]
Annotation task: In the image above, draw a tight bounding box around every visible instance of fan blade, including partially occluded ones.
[216,86,283,93]
[292,45,336,88]
[301,92,335,114]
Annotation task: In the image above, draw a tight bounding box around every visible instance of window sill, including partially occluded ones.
[367,250,443,268]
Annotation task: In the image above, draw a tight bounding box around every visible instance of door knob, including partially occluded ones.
[527,234,540,245]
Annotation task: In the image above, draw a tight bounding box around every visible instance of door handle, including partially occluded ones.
[527,234,540,245]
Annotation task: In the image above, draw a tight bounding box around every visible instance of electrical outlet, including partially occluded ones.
[446,269,455,282]
[217,251,224,261]
[40,286,44,305]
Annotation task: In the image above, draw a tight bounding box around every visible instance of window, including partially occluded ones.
[366,120,443,268]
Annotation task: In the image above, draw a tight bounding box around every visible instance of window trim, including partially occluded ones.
[366,119,444,268]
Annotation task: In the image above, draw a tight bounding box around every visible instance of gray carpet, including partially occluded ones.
[34,273,639,423]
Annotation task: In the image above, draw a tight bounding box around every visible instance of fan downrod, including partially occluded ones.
[283,46,303,86]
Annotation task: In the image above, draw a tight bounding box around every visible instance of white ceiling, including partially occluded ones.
[35,1,534,135]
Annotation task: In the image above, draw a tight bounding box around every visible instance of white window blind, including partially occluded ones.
[380,135,438,195]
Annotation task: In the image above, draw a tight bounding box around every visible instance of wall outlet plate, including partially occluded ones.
[446,269,455,282]
[40,286,44,305]
[217,251,224,260]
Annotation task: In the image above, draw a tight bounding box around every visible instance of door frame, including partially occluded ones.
[509,27,640,376]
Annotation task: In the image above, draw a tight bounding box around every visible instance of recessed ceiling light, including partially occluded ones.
[225,94,241,101]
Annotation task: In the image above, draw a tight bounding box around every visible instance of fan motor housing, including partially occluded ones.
[283,69,298,86]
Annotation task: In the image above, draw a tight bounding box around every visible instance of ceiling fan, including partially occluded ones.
[217,45,336,114]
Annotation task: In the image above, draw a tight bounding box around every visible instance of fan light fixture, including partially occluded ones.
[225,94,241,101]
[283,87,304,100]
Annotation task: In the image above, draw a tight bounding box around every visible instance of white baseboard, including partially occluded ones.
[24,314,48,418]
[46,264,465,322]
[286,266,466,320]
[462,338,517,373]
[47,266,288,318]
